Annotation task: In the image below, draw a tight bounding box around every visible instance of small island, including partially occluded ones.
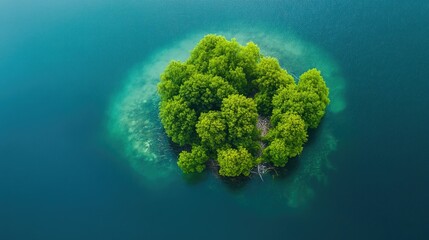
[158,34,329,177]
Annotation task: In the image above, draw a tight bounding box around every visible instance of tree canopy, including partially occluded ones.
[196,111,227,152]
[253,57,295,116]
[263,112,308,167]
[217,147,254,177]
[159,97,197,146]
[157,34,330,177]
[297,68,330,128]
[177,145,209,173]
[179,73,237,112]
[221,94,258,145]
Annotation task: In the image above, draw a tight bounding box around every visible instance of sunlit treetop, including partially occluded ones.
[157,34,330,177]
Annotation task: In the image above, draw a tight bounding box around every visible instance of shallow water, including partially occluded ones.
[1,1,428,239]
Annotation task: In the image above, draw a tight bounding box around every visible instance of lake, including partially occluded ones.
[1,0,428,239]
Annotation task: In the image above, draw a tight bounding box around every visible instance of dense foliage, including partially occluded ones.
[177,145,209,173]
[158,34,329,177]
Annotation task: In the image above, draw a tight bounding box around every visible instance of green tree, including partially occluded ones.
[297,68,330,128]
[263,112,308,166]
[221,94,258,144]
[298,68,329,102]
[261,138,290,167]
[217,147,255,177]
[187,34,261,94]
[159,97,197,146]
[196,111,227,151]
[254,57,294,92]
[299,91,327,129]
[158,61,196,101]
[238,42,261,81]
[253,57,295,116]
[179,73,237,113]
[271,85,304,126]
[177,145,209,173]
[187,34,228,73]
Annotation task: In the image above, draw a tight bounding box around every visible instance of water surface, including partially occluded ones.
[1,1,428,239]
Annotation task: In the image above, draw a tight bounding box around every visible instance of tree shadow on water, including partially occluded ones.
[219,175,251,193]
[181,171,209,186]
[179,165,252,193]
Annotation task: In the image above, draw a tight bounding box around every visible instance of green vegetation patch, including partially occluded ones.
[158,34,330,177]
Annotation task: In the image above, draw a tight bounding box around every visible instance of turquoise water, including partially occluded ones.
[1,1,428,239]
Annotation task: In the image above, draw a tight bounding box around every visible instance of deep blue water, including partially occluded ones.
[1,1,429,239]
